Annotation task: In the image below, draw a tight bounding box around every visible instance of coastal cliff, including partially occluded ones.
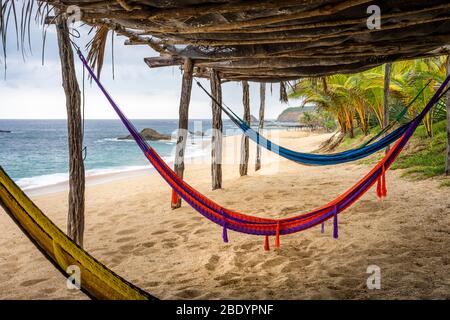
[276,106,315,122]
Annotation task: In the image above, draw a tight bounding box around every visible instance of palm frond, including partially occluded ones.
[0,0,50,73]
[86,24,109,79]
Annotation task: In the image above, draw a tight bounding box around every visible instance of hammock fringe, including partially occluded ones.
[264,235,270,251]
[333,207,338,239]
[275,222,281,249]
[222,220,229,243]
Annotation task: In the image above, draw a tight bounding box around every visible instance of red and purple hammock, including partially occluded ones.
[78,50,450,250]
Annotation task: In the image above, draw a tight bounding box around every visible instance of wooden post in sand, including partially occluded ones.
[446,56,450,175]
[383,63,392,154]
[255,82,266,171]
[240,81,251,176]
[210,69,223,189]
[172,58,194,209]
[56,14,85,247]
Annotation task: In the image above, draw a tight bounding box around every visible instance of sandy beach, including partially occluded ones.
[1,130,450,300]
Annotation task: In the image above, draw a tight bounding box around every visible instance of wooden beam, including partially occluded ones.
[145,0,304,21]
[164,2,450,34]
[195,56,370,68]
[44,0,311,21]
[210,69,223,190]
[144,56,184,68]
[149,0,373,33]
[240,81,250,176]
[171,58,194,209]
[255,83,265,171]
[56,14,85,247]
[446,56,450,176]
[169,34,450,61]
[93,19,175,55]
[158,16,450,46]
[383,63,392,154]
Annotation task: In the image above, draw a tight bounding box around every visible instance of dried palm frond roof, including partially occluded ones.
[3,0,450,82]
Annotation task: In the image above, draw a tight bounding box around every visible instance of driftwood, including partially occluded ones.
[56,13,85,247]
[240,81,250,176]
[172,58,194,209]
[210,69,223,190]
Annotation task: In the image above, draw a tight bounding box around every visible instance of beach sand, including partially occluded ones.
[1,130,450,300]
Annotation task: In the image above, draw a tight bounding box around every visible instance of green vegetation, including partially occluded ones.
[289,56,449,183]
[299,110,337,132]
[289,57,448,138]
[391,120,447,180]
[282,106,314,113]
[333,120,449,186]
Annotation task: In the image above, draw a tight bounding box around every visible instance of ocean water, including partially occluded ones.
[0,119,243,190]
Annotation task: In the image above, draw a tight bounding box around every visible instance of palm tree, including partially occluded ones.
[391,57,447,136]
[292,75,355,135]
[289,56,447,138]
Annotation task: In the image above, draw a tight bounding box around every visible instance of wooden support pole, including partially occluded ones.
[383,63,392,154]
[279,81,288,103]
[171,58,194,209]
[240,81,250,176]
[446,56,450,175]
[210,70,223,190]
[56,15,85,247]
[255,82,266,171]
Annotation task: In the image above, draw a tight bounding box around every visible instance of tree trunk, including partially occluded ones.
[349,118,354,138]
[446,56,450,175]
[383,63,392,154]
[240,81,250,176]
[279,81,288,103]
[255,82,265,171]
[56,15,85,247]
[210,69,223,189]
[172,58,194,209]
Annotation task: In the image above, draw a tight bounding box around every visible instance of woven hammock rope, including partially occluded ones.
[77,49,450,249]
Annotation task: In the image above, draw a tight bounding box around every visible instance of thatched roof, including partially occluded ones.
[8,1,450,81]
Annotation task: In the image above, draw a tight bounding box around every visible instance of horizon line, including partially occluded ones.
[0,118,278,121]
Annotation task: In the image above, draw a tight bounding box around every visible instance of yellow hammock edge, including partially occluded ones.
[0,165,155,300]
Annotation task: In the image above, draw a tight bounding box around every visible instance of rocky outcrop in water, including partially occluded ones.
[119,128,170,141]
[276,106,315,122]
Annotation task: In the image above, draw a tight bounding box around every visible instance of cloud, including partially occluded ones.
[1,16,301,120]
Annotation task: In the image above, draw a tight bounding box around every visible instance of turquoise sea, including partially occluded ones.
[0,119,281,190]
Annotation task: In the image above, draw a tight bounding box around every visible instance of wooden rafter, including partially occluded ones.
[36,0,450,81]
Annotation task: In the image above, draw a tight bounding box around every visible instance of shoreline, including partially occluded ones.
[21,128,315,198]
[24,166,155,197]
[20,136,213,197]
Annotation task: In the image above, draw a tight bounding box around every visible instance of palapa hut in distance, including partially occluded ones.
[1,0,450,277]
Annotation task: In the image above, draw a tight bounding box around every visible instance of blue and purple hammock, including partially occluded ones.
[195,81,430,166]
[78,49,450,250]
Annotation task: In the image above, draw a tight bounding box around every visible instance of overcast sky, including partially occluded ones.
[0,14,301,120]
